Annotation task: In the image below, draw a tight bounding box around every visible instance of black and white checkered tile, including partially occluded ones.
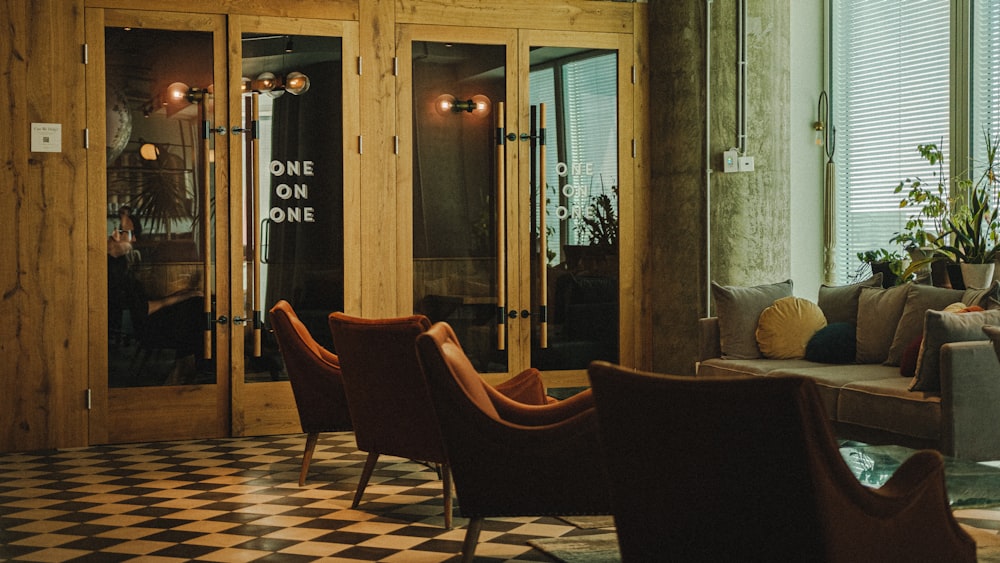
[3,434,999,562]
[0,433,611,562]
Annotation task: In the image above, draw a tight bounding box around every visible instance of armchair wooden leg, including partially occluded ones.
[461,517,483,563]
[299,432,319,486]
[442,463,453,530]
[352,451,380,508]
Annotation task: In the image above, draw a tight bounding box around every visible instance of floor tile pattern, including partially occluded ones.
[0,433,611,562]
[3,434,1000,562]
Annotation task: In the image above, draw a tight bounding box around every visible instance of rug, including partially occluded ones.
[528,532,620,563]
[558,515,616,529]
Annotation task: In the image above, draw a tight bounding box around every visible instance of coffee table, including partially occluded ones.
[840,442,1000,509]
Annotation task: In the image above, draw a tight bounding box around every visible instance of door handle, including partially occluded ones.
[214,315,229,325]
[232,316,248,325]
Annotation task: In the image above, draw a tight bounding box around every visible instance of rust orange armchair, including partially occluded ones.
[587,361,976,563]
[328,312,554,530]
[415,321,610,562]
[269,300,353,486]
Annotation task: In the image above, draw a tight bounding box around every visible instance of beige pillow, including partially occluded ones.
[756,297,827,359]
[817,274,883,325]
[855,284,909,364]
[712,279,794,360]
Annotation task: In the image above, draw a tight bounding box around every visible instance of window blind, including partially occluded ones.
[832,0,950,283]
[972,0,1000,165]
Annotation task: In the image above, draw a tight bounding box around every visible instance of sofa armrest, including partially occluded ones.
[939,340,1000,460]
[699,317,722,362]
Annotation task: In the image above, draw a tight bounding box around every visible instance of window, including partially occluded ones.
[530,51,618,263]
[972,0,1000,163]
[831,0,950,283]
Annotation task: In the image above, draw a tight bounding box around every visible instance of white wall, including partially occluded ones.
[789,0,826,299]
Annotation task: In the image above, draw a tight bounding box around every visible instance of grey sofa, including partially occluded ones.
[698,316,1000,461]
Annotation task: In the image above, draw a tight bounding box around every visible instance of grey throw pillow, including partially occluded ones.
[855,284,909,364]
[711,279,793,360]
[884,284,965,366]
[911,309,1000,392]
[817,274,882,325]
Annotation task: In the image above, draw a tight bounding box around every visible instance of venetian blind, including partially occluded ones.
[972,0,1000,162]
[832,0,950,283]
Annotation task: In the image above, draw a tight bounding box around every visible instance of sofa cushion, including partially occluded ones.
[817,274,883,325]
[697,357,821,378]
[884,284,966,366]
[805,322,856,364]
[856,284,909,364]
[839,377,941,441]
[711,279,793,360]
[884,283,998,367]
[911,308,1000,392]
[755,296,827,359]
[899,304,982,377]
[769,363,900,421]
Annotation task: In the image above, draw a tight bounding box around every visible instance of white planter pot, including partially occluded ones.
[960,262,996,289]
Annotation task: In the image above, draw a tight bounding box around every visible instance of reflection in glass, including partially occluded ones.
[411,41,507,373]
[240,34,345,383]
[105,27,215,387]
[531,49,619,370]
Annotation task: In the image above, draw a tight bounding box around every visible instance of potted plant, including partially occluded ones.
[932,130,1000,288]
[890,141,951,284]
[854,248,909,287]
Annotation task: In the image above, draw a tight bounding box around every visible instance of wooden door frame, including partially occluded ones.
[228,15,361,438]
[87,8,232,445]
[396,23,637,389]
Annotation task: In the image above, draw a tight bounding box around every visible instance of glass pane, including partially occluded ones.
[531,49,619,370]
[241,33,346,382]
[106,27,216,387]
[411,40,507,373]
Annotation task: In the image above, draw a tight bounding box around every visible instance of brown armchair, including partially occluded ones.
[586,361,976,563]
[415,321,610,562]
[269,300,353,486]
[328,312,554,530]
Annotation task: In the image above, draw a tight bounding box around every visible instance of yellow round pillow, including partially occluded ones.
[756,296,828,359]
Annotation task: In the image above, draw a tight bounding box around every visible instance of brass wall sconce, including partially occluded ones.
[434,94,491,116]
[244,70,310,97]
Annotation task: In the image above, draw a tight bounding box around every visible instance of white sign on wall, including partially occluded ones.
[30,123,62,153]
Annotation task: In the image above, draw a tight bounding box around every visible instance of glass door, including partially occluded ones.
[231,17,359,436]
[400,26,631,384]
[92,10,230,444]
[88,10,358,444]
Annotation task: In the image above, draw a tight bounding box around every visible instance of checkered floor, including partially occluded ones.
[0,433,612,562]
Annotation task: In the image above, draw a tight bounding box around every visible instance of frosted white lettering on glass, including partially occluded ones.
[269,160,315,223]
[554,161,594,221]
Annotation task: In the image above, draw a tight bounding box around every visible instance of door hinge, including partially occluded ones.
[357,56,363,75]
[85,388,92,410]
[84,128,90,149]
[631,65,635,84]
[358,135,363,155]
[394,135,399,155]
[632,139,636,159]
[82,43,88,65]
[393,57,398,76]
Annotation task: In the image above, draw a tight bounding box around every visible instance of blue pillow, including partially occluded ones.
[805,322,856,364]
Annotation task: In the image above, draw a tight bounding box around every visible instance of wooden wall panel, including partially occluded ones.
[360,0,399,316]
[0,0,89,452]
[397,0,633,33]
[0,0,648,453]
